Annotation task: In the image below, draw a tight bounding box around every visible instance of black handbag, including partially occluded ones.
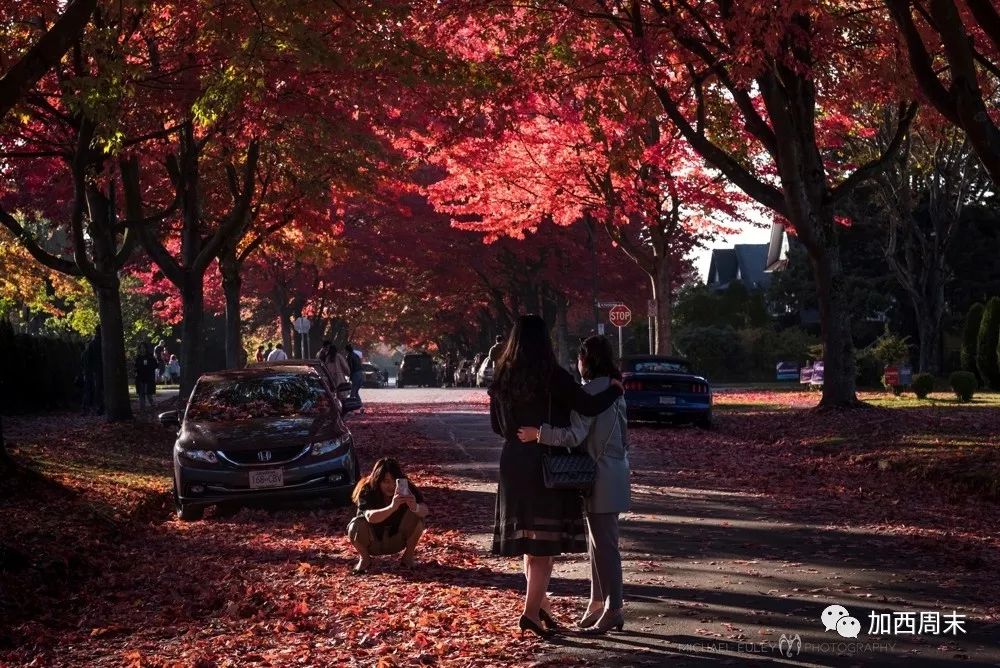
[542,446,597,491]
[541,388,597,491]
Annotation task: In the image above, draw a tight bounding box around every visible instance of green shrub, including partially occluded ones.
[738,327,817,380]
[977,297,1000,388]
[950,371,978,402]
[674,326,744,381]
[961,303,985,382]
[912,373,934,399]
[872,331,910,367]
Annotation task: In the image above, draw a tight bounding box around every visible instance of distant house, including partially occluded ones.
[706,243,772,292]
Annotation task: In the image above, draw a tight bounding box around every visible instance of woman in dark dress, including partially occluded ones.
[490,314,623,639]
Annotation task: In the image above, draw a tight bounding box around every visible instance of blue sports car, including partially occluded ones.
[621,355,712,428]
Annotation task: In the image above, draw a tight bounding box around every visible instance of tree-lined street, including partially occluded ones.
[4,1,1000,666]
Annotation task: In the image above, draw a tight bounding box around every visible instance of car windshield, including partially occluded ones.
[187,373,331,422]
[630,360,691,374]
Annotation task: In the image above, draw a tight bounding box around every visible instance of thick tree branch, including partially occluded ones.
[120,156,184,285]
[886,0,960,124]
[828,102,918,205]
[0,0,98,120]
[0,206,81,276]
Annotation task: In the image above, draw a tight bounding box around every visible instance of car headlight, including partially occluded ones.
[176,446,218,464]
[312,436,348,456]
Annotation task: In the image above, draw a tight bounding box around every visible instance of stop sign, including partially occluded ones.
[609,304,632,328]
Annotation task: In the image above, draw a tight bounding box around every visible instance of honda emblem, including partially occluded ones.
[257,450,272,462]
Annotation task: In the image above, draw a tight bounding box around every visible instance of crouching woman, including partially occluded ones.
[347,457,428,573]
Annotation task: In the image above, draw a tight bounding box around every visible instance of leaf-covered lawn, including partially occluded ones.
[1,412,560,667]
[2,391,999,666]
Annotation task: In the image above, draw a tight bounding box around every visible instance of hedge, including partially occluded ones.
[0,320,85,414]
[950,371,978,403]
[977,297,1000,389]
[961,303,984,383]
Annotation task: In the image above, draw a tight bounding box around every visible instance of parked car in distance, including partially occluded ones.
[620,355,712,428]
[476,357,494,388]
[362,362,387,388]
[397,352,439,388]
[454,360,474,387]
[162,365,360,521]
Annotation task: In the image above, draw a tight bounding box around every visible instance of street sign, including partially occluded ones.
[597,323,605,335]
[597,301,624,308]
[609,304,632,328]
[293,316,311,334]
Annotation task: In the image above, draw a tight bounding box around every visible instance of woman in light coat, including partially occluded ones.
[517,335,630,635]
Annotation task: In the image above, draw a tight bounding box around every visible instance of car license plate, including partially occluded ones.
[659,396,677,405]
[249,469,283,489]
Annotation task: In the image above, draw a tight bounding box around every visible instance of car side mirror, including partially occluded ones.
[158,410,181,428]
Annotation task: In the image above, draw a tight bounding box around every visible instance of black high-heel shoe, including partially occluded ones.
[518,615,553,639]
[538,608,564,632]
[578,609,625,636]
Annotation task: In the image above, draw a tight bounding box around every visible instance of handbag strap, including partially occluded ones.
[594,399,622,461]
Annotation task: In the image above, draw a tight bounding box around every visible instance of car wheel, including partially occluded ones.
[174,483,204,521]
[397,382,404,389]
[695,415,713,430]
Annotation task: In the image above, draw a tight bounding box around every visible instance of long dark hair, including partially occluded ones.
[351,457,406,505]
[578,335,622,381]
[492,314,558,404]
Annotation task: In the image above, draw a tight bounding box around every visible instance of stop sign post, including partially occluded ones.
[293,316,311,359]
[608,304,632,357]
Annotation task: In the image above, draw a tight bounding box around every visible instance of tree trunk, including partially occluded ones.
[220,258,243,370]
[179,276,204,399]
[916,314,936,374]
[811,244,859,407]
[651,259,673,355]
[94,280,133,421]
[279,308,293,353]
[553,297,573,372]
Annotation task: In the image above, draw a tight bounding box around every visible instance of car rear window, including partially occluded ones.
[187,373,331,421]
[630,360,691,374]
[404,356,431,368]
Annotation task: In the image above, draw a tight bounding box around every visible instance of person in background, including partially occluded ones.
[82,325,104,415]
[347,457,428,573]
[153,339,167,382]
[166,354,181,383]
[488,334,505,364]
[267,343,288,362]
[264,343,274,360]
[318,340,350,387]
[255,345,266,363]
[134,341,158,411]
[345,343,364,410]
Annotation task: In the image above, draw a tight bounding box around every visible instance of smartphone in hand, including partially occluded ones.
[395,478,410,497]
